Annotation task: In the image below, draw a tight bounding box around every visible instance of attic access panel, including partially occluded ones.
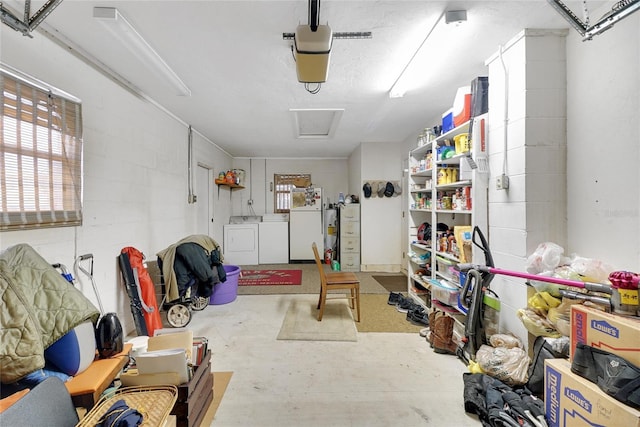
[290,108,344,139]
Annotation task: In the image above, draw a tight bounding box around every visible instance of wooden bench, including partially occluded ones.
[64,343,132,409]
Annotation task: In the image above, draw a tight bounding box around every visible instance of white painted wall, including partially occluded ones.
[1,26,233,334]
[357,141,404,271]
[230,157,349,216]
[566,12,640,270]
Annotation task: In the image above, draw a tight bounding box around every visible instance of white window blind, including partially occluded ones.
[1,69,83,230]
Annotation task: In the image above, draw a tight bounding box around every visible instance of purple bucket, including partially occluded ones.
[209,265,241,305]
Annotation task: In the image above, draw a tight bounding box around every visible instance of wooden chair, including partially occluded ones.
[311,242,361,322]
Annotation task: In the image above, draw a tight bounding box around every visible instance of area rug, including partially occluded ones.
[373,274,408,293]
[355,294,425,333]
[239,269,302,286]
[199,371,233,425]
[277,296,357,342]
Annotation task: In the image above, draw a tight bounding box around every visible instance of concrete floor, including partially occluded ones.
[186,294,480,427]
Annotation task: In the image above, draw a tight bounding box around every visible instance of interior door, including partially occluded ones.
[196,164,213,236]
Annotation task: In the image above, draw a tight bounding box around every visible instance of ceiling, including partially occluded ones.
[3,1,612,158]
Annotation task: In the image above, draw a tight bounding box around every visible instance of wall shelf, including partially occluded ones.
[215,180,244,200]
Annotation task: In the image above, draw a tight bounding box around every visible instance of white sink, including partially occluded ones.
[229,215,262,224]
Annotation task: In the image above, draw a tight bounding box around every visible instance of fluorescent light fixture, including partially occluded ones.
[389,10,467,98]
[93,7,191,96]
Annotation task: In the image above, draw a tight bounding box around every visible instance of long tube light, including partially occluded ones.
[93,7,191,96]
[388,11,446,98]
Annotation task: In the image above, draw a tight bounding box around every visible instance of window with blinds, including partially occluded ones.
[273,173,311,213]
[1,69,83,230]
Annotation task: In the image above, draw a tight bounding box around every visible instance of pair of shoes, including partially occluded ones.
[395,297,420,313]
[407,308,429,326]
[387,292,404,306]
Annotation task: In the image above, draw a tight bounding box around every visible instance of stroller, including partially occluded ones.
[156,238,226,328]
[156,256,209,328]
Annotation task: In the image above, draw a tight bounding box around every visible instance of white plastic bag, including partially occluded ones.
[526,242,568,275]
[569,255,614,283]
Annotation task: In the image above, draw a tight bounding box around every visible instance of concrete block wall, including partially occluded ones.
[486,29,569,345]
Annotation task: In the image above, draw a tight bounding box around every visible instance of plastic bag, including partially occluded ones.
[570,255,615,283]
[528,291,561,313]
[526,242,569,275]
[475,344,530,386]
[546,297,582,337]
[489,333,523,349]
[517,308,561,338]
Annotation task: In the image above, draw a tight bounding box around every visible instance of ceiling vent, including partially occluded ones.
[290,108,344,138]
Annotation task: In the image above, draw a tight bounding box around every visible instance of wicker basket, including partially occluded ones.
[77,385,178,427]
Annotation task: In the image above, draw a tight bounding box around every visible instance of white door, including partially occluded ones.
[196,164,212,236]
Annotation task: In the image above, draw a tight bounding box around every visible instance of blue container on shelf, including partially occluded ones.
[442,108,454,133]
[209,265,240,305]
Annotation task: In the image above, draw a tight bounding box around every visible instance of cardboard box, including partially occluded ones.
[570,304,640,366]
[545,358,640,427]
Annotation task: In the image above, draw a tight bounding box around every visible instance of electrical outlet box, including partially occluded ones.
[496,175,510,190]
[247,199,253,205]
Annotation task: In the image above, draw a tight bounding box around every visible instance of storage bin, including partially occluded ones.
[452,86,471,127]
[442,108,454,133]
[435,256,455,278]
[209,265,240,305]
[429,279,460,307]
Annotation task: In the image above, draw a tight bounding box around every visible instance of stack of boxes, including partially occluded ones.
[544,305,640,427]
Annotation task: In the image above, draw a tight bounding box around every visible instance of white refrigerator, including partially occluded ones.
[289,187,323,261]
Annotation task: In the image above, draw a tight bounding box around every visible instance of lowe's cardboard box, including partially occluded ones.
[570,305,640,365]
[545,358,640,427]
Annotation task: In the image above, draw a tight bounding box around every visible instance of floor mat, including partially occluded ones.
[239,269,302,286]
[356,294,424,333]
[277,296,357,342]
[199,371,233,425]
[372,274,407,293]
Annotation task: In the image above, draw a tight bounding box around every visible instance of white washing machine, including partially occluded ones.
[223,219,260,265]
